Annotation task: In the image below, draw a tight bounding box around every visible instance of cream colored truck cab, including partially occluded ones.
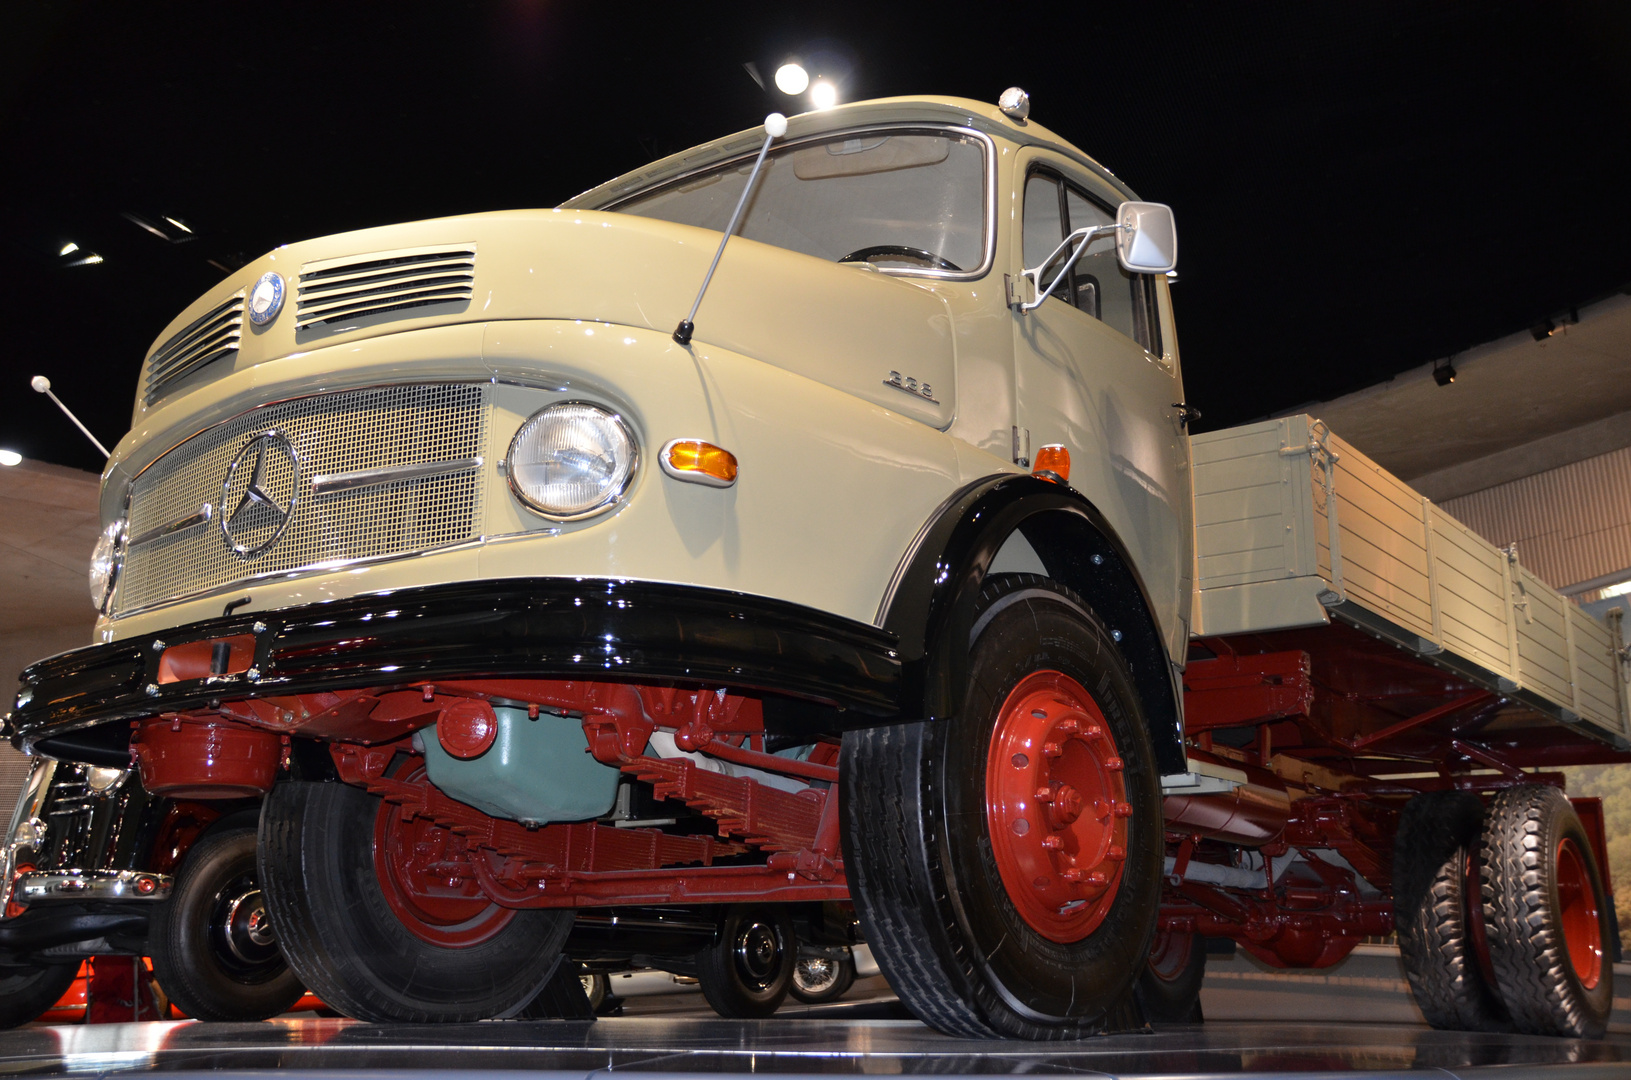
[8,95,1188,1037]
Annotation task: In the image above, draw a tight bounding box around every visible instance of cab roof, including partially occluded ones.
[559,94,1141,210]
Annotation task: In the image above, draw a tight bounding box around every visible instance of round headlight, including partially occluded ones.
[89,518,126,613]
[506,402,638,520]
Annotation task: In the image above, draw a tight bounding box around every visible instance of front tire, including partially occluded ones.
[1480,784,1613,1038]
[694,905,794,1018]
[258,778,572,1022]
[843,574,1162,1039]
[149,825,305,1021]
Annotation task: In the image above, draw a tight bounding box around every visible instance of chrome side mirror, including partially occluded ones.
[1115,201,1177,274]
[1015,201,1179,313]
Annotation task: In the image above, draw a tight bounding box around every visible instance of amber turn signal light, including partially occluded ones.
[660,439,738,488]
[1032,444,1070,483]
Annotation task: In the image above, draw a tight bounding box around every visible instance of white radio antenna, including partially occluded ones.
[31,376,111,459]
[673,113,787,346]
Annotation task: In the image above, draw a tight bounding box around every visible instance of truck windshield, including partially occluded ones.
[613,130,987,275]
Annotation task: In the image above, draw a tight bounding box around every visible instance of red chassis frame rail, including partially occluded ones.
[1163,627,1629,968]
[127,617,1625,962]
[239,678,856,909]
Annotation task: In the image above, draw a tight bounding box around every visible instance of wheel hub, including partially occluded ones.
[735,920,781,985]
[794,957,837,993]
[1555,837,1603,991]
[373,765,517,947]
[222,888,279,964]
[986,670,1129,942]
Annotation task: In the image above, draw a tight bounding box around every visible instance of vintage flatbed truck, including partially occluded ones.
[3,92,1627,1039]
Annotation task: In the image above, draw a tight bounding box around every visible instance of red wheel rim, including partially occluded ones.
[986,670,1129,943]
[1146,928,1193,983]
[373,769,516,948]
[1555,837,1602,991]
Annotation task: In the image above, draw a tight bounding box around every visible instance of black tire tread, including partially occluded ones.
[0,961,79,1029]
[1393,790,1507,1032]
[1133,931,1206,1024]
[259,779,571,1023]
[844,721,999,1037]
[1480,784,1613,1038]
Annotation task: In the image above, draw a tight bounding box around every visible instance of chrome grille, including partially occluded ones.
[296,245,476,330]
[115,384,487,615]
[143,293,245,404]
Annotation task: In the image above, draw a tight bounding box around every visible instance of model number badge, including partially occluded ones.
[883,370,939,404]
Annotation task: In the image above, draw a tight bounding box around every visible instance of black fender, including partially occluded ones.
[877,473,1186,776]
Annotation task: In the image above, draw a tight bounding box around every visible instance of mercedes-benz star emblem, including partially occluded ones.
[247,272,284,326]
[220,430,299,558]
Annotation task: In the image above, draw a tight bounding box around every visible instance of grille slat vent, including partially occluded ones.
[115,383,487,616]
[143,293,245,404]
[296,246,475,330]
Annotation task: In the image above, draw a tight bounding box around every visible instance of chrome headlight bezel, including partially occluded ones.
[89,518,127,614]
[504,401,640,521]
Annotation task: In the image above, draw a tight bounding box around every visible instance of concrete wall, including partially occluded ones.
[0,461,100,818]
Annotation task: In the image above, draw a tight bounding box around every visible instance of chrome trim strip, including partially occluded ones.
[601,123,999,283]
[105,533,495,622]
[126,379,484,486]
[311,456,485,496]
[13,869,173,905]
[129,504,212,548]
[1,758,57,918]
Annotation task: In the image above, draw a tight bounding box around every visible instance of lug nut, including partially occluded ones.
[1042,835,1063,850]
[1105,844,1125,862]
[1084,724,1103,741]
[1043,741,1063,758]
[1034,786,1054,803]
[1104,756,1123,771]
[1113,801,1134,817]
[1057,718,1079,734]
[1087,870,1109,887]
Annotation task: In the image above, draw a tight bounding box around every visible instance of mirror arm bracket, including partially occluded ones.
[1013,223,1126,314]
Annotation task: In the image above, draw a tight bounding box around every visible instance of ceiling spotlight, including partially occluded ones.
[63,253,104,267]
[775,63,809,95]
[59,242,79,257]
[1433,357,1457,386]
[810,80,838,109]
[0,450,20,467]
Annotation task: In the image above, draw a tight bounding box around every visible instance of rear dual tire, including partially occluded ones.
[1396,784,1614,1039]
[1480,784,1613,1039]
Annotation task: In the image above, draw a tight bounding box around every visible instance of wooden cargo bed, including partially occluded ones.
[1190,415,1631,757]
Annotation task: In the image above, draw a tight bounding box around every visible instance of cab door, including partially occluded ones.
[1010,154,1193,656]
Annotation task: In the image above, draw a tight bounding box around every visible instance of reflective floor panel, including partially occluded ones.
[2,1012,1627,1079]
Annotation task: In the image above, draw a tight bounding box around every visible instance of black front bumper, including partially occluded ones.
[8,577,903,754]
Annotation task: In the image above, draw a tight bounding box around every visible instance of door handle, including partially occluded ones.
[1173,402,1202,428]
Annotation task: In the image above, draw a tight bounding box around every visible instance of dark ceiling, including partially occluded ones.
[3,2,1628,472]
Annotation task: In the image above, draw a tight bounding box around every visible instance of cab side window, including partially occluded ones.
[1023,168,1162,357]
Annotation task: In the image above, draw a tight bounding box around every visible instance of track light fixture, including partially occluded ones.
[1433,357,1456,386]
